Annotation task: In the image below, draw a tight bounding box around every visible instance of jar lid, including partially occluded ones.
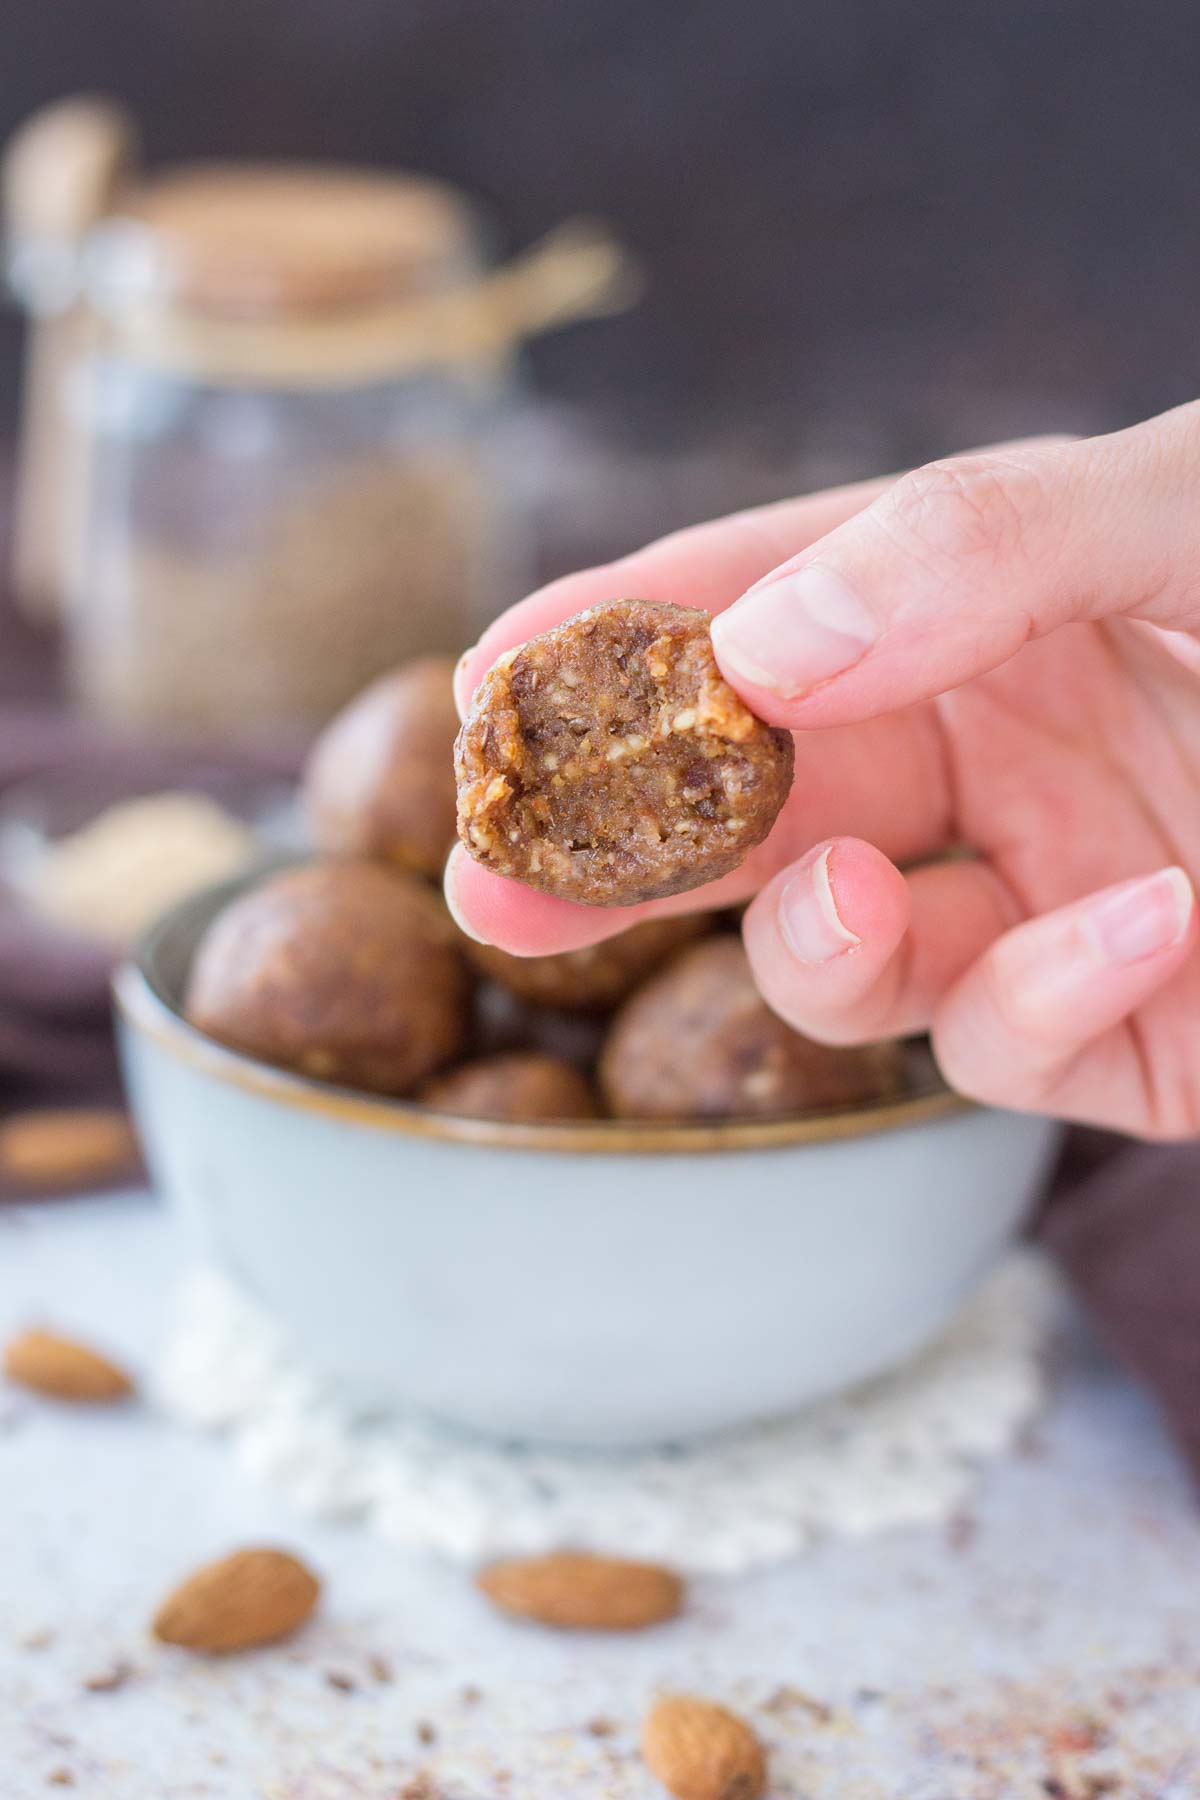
[81,211,637,388]
[100,163,479,318]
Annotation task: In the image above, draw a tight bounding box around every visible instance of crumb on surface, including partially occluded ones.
[82,1660,133,1693]
[398,1776,442,1800]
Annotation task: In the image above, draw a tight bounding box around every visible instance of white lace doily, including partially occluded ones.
[157,1251,1059,1574]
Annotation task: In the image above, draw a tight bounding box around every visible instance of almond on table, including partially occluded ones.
[642,1694,767,1800]
[0,1108,139,1190]
[152,1547,320,1653]
[4,1328,134,1402]
[476,1550,684,1631]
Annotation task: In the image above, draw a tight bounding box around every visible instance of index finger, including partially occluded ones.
[454,435,1072,718]
[454,474,895,717]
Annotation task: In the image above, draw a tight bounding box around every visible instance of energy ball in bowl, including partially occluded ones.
[417,1051,599,1122]
[305,657,459,879]
[186,859,469,1095]
[599,936,902,1121]
[455,599,794,905]
[465,913,711,1012]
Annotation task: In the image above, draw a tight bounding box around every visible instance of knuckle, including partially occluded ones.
[877,454,1044,575]
[929,1025,1020,1111]
[986,964,1062,1045]
[930,978,1052,1111]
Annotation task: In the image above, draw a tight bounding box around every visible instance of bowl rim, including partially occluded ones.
[116,913,972,1155]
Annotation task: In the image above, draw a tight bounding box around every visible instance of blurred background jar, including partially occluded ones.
[4,99,631,740]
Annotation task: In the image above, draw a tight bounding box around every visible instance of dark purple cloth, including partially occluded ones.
[1042,1138,1200,1478]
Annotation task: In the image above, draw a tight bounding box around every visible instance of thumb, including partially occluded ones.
[711,401,1200,727]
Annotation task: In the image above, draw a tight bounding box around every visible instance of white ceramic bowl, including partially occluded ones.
[116,878,1060,1448]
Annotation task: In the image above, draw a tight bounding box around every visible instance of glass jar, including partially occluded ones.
[70,167,513,736]
[9,156,630,738]
[2,96,138,624]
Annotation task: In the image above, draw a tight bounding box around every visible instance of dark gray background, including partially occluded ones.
[2,0,1198,462]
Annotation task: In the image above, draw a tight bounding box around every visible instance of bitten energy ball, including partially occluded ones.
[417,1051,598,1122]
[599,937,902,1120]
[466,914,711,1011]
[455,600,794,905]
[186,860,469,1095]
[305,657,460,879]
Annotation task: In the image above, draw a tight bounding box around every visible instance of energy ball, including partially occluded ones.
[417,1051,598,1122]
[186,859,469,1095]
[599,936,902,1120]
[305,657,459,879]
[465,914,711,1011]
[455,600,794,905]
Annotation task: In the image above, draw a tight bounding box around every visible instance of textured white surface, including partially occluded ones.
[157,1255,1056,1572]
[4,1194,1200,1800]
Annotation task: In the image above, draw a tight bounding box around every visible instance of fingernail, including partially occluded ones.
[778,844,861,965]
[442,844,488,945]
[712,563,876,697]
[1082,867,1194,965]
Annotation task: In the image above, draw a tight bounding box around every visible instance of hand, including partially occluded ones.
[448,406,1200,1137]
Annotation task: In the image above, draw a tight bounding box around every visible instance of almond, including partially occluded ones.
[476,1550,684,1631]
[642,1694,767,1800]
[4,1328,134,1402]
[152,1548,320,1653]
[0,1108,139,1189]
